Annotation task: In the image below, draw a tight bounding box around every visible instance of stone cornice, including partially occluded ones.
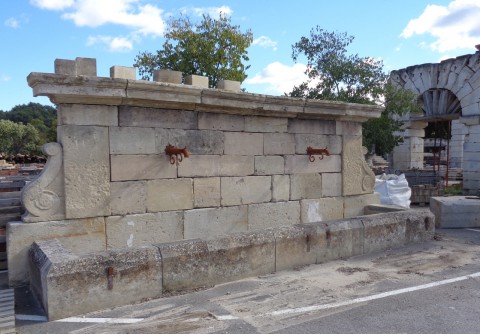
[28,72,383,122]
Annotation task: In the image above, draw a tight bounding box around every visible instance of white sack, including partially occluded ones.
[374,173,411,208]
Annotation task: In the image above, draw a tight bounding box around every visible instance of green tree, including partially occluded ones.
[134,13,253,88]
[0,120,41,155]
[0,103,57,144]
[289,27,419,155]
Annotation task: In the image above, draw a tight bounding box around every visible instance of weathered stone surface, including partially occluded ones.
[322,172,342,197]
[158,230,275,292]
[342,135,375,196]
[197,112,245,131]
[153,69,182,84]
[255,156,285,175]
[109,126,156,154]
[178,155,254,177]
[185,74,208,87]
[111,154,177,181]
[336,121,362,136]
[110,66,136,79]
[403,210,435,243]
[318,218,364,262]
[7,217,106,287]
[194,177,221,207]
[221,176,271,206]
[184,206,248,239]
[119,106,198,129]
[361,214,406,253]
[364,204,407,215]
[217,80,241,92]
[264,133,296,155]
[29,239,162,320]
[300,198,344,223]
[206,231,276,284]
[147,179,193,212]
[245,116,288,133]
[110,181,146,215]
[430,196,480,228]
[54,59,76,75]
[274,224,324,271]
[285,155,341,174]
[76,57,96,76]
[106,212,183,249]
[294,134,342,155]
[344,193,380,218]
[58,125,110,218]
[290,173,322,200]
[288,119,336,134]
[157,239,210,292]
[58,104,118,126]
[22,142,65,223]
[272,175,290,202]
[224,132,263,155]
[156,128,224,155]
[248,201,300,230]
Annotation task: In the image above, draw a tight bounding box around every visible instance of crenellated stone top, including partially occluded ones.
[28,57,383,122]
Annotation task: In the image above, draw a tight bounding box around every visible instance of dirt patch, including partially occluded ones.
[336,267,369,275]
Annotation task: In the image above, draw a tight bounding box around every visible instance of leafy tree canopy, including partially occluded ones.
[289,26,420,155]
[0,103,57,150]
[134,13,253,88]
[0,119,41,155]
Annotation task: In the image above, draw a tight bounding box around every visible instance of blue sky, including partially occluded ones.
[1,0,480,111]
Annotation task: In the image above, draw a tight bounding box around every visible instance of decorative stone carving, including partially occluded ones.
[343,135,376,196]
[22,142,65,223]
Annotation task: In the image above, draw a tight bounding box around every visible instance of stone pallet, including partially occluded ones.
[411,184,444,206]
[0,190,24,270]
[0,289,15,334]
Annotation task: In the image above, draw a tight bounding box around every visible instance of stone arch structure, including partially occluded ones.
[390,51,480,195]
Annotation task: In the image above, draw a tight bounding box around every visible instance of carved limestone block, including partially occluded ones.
[22,142,65,223]
[342,135,376,196]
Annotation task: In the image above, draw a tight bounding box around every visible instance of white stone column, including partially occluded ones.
[392,121,427,170]
[461,116,480,195]
[449,119,466,169]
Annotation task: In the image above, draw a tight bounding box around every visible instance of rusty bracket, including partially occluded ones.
[165,144,190,165]
[107,266,114,290]
[306,146,330,162]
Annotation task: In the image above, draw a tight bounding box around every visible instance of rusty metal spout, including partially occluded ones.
[306,146,330,162]
[107,266,114,290]
[165,144,189,165]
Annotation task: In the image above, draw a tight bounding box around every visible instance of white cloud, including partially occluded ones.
[31,0,166,37]
[87,35,133,52]
[252,36,278,51]
[401,0,480,52]
[246,62,309,95]
[0,74,11,82]
[4,18,20,28]
[180,5,233,19]
[4,14,29,28]
[30,0,74,10]
[61,0,165,36]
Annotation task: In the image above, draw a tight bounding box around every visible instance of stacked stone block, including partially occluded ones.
[105,106,366,247]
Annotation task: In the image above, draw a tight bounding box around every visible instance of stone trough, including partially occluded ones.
[29,210,434,320]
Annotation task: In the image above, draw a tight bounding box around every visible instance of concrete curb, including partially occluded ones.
[29,209,434,320]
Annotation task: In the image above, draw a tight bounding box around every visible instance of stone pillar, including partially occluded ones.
[449,119,466,169]
[461,116,480,195]
[392,121,427,170]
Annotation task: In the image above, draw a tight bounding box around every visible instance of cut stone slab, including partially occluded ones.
[430,196,480,228]
[29,239,162,321]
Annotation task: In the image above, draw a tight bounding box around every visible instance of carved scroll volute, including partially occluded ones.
[22,142,65,223]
